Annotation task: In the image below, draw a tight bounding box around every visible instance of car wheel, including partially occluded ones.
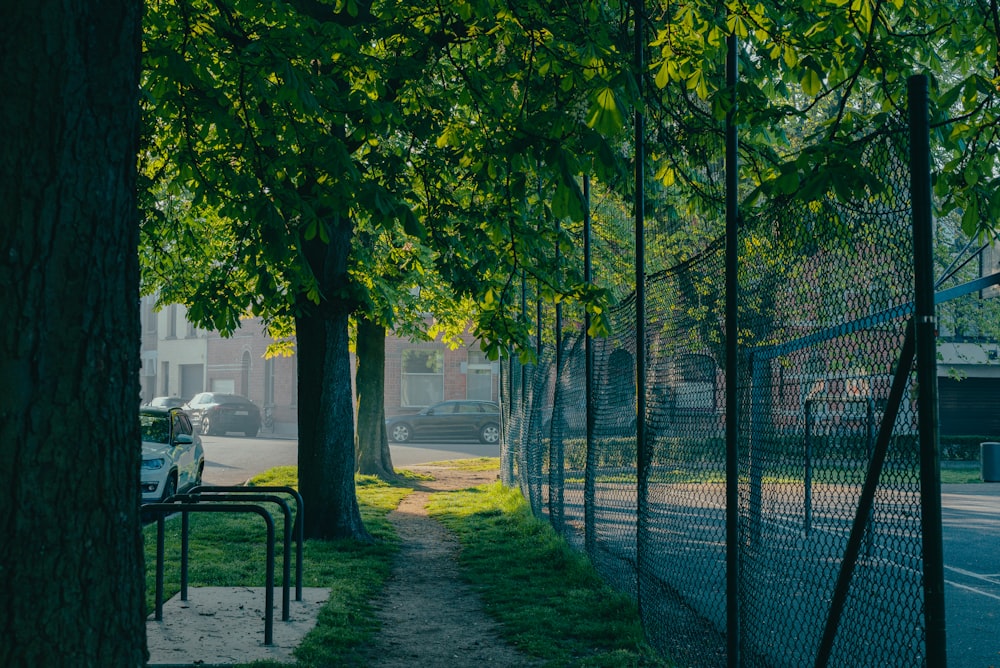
[201,416,213,436]
[245,428,258,438]
[390,423,411,443]
[160,474,177,503]
[480,423,500,444]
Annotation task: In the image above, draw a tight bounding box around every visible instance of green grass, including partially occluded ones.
[422,456,502,471]
[940,460,985,484]
[426,482,669,667]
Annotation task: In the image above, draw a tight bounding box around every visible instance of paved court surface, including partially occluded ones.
[942,483,1000,668]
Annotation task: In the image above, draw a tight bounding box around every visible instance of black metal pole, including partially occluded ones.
[634,0,649,615]
[519,267,527,486]
[181,510,189,600]
[551,216,564,530]
[584,174,596,556]
[804,401,813,535]
[909,73,948,667]
[156,513,165,621]
[724,30,741,668]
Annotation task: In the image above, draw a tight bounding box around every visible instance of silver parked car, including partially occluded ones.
[140,406,205,503]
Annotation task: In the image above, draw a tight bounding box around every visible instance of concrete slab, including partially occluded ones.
[146,586,330,667]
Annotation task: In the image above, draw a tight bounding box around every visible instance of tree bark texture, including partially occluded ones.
[355,316,394,478]
[295,221,370,541]
[0,3,146,666]
[296,310,371,540]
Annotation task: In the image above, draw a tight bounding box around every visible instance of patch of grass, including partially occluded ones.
[421,456,501,471]
[246,465,299,487]
[940,461,984,484]
[143,468,410,667]
[389,468,435,483]
[426,482,670,667]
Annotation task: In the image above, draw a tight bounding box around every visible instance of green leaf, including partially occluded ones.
[304,219,318,241]
[962,200,980,235]
[801,69,822,96]
[586,87,624,135]
[655,62,670,89]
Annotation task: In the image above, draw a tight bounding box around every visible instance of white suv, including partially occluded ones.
[140,406,205,503]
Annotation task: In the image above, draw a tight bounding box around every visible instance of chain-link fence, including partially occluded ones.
[500,79,949,666]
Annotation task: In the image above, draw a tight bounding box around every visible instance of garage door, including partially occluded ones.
[938,376,1000,436]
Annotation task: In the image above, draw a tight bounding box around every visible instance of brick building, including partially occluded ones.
[139,296,498,434]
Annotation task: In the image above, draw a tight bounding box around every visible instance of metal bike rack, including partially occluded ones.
[189,485,304,602]
[144,502,276,645]
[173,493,294,621]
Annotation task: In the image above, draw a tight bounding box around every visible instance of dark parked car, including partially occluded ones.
[184,392,261,437]
[385,400,501,444]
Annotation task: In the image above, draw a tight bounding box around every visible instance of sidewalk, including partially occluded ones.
[146,587,330,666]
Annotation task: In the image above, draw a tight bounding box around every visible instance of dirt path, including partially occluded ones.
[356,465,541,667]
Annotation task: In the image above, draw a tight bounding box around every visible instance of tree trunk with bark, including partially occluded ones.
[0,3,147,665]
[355,316,395,478]
[295,220,371,541]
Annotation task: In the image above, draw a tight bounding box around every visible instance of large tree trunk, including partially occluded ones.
[296,309,371,540]
[355,316,395,478]
[0,3,146,666]
[296,219,371,541]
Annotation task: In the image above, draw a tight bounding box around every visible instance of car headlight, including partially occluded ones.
[142,458,165,470]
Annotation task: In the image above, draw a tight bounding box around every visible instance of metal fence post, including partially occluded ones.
[909,72,948,667]
[584,174,596,556]
[633,0,649,616]
[550,217,564,531]
[724,30,741,668]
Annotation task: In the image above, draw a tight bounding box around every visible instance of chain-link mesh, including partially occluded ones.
[499,105,939,664]
[733,129,923,667]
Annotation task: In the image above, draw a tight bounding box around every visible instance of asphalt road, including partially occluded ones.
[941,483,1000,668]
[199,433,500,486]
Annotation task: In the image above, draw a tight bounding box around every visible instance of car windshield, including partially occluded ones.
[151,397,182,407]
[140,414,170,444]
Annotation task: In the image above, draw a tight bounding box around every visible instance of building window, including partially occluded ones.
[466,349,494,401]
[401,349,443,407]
[146,297,158,334]
[167,304,177,339]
